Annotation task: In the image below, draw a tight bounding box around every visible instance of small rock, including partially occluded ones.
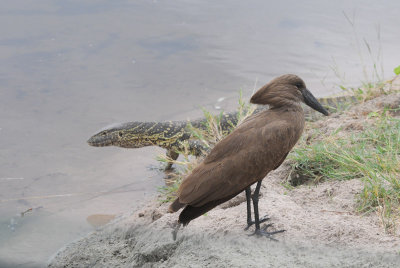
[151,210,163,221]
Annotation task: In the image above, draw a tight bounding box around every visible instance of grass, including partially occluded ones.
[332,12,391,102]
[157,76,400,233]
[187,90,256,150]
[325,16,400,231]
[157,156,200,203]
[157,90,255,203]
[342,11,384,86]
[290,109,400,233]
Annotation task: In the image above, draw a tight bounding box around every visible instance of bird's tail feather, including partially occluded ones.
[169,198,185,213]
[178,191,241,226]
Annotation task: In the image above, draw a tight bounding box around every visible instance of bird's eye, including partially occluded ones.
[295,83,303,89]
[101,132,107,136]
[118,132,123,137]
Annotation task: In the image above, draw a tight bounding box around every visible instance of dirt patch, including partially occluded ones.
[48,169,400,267]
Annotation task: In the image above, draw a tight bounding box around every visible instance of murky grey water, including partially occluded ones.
[0,0,399,267]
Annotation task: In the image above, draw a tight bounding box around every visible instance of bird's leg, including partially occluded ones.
[165,150,179,170]
[252,181,264,231]
[244,186,253,230]
[244,182,269,230]
[250,180,285,239]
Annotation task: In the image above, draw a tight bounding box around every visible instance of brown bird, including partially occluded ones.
[168,74,329,238]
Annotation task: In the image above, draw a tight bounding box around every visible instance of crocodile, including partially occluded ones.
[87,95,357,169]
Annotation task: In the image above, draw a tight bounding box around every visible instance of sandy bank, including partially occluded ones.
[49,83,400,268]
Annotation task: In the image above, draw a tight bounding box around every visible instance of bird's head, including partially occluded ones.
[250,74,329,116]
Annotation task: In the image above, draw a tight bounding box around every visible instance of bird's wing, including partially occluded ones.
[178,118,294,207]
[203,111,268,164]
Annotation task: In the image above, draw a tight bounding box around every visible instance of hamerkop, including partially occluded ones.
[169,74,329,238]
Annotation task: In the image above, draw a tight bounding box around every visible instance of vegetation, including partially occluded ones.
[290,109,400,233]
[157,75,400,233]
[157,90,255,203]
[395,65,400,76]
[332,12,399,103]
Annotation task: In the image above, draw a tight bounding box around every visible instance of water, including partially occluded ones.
[0,0,399,267]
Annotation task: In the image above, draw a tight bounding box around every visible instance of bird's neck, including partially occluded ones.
[268,98,303,112]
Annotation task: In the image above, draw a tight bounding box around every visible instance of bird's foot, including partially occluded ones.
[244,215,270,231]
[248,224,285,241]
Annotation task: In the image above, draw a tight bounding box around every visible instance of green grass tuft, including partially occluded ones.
[290,110,400,232]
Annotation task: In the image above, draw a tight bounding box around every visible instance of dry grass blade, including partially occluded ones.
[157,90,255,202]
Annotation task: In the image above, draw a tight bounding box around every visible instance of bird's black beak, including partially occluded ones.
[302,88,329,116]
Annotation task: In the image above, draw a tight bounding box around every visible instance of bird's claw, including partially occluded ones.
[244,215,270,230]
[248,224,285,241]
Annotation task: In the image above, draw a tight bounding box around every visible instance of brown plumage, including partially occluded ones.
[169,74,328,237]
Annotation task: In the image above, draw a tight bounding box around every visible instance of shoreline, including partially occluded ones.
[49,80,400,267]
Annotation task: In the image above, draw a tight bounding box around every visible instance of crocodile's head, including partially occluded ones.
[87,122,158,148]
